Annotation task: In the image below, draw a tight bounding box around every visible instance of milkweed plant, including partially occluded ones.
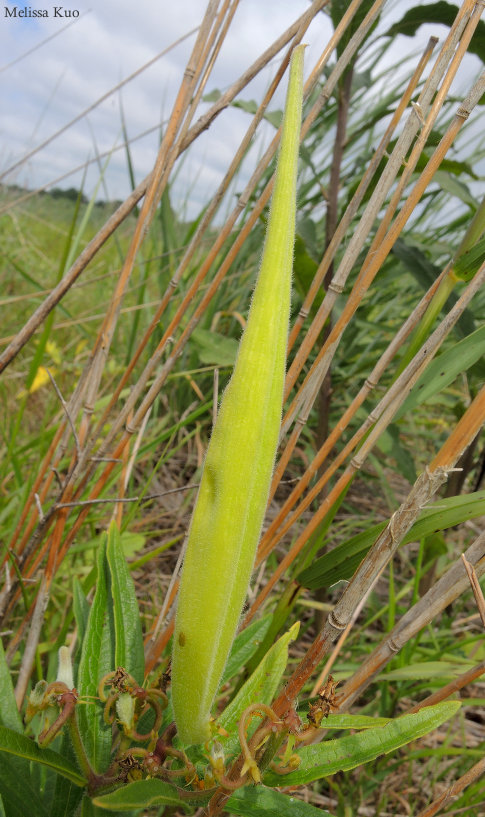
[0,39,468,817]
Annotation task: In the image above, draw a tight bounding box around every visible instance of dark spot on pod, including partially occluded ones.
[178,632,186,647]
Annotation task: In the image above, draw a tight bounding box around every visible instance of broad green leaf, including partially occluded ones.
[106,521,144,684]
[263,702,460,786]
[392,237,441,289]
[221,614,272,684]
[49,779,83,817]
[0,725,86,786]
[217,622,299,757]
[385,2,485,63]
[77,535,115,773]
[397,325,485,418]
[0,644,35,809]
[330,0,379,62]
[49,733,84,817]
[292,234,321,316]
[231,97,283,129]
[191,327,238,367]
[0,794,5,817]
[0,636,22,732]
[0,755,49,817]
[227,785,335,817]
[298,490,485,589]
[92,779,186,811]
[416,156,477,181]
[203,88,221,103]
[376,424,417,484]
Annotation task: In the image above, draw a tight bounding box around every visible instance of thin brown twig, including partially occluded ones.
[45,367,81,463]
[14,572,49,707]
[415,756,485,817]
[461,553,485,627]
[54,484,199,508]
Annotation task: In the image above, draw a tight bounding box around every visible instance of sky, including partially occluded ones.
[0,0,482,219]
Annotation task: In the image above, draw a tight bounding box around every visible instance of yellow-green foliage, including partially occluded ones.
[172,46,305,746]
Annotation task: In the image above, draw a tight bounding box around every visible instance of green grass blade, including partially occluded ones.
[385,3,485,63]
[298,489,485,589]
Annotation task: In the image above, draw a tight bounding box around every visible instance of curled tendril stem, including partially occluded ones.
[238,703,282,783]
[38,689,77,746]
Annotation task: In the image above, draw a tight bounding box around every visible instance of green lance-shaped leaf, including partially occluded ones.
[172,45,305,746]
[263,701,460,786]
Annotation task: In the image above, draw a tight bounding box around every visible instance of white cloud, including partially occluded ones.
[1,0,482,218]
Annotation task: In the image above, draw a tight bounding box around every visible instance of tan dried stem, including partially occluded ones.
[461,553,485,626]
[0,0,364,621]
[279,4,483,478]
[246,261,485,611]
[337,531,485,710]
[287,34,439,355]
[269,383,485,719]
[407,658,485,716]
[257,266,447,564]
[14,572,49,707]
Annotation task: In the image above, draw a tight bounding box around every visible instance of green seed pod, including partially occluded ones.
[172,45,305,746]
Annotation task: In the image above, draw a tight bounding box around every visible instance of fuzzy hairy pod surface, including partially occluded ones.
[172,46,304,746]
